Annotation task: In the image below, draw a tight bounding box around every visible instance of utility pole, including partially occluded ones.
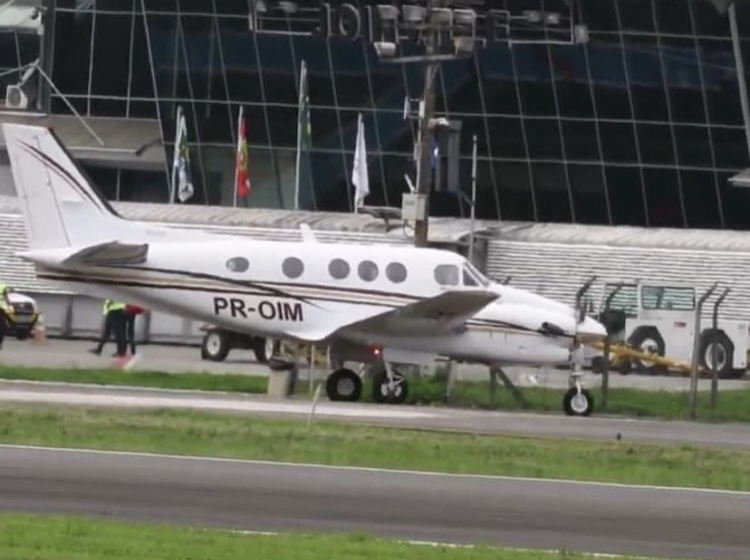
[412,0,441,247]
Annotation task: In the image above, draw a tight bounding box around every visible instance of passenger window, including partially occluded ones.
[328,258,350,280]
[463,269,478,286]
[282,256,304,279]
[226,257,249,273]
[358,260,379,282]
[434,264,459,286]
[386,262,407,283]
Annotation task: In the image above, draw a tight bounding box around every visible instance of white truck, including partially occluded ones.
[588,280,748,379]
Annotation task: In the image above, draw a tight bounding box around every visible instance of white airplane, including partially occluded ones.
[3,123,607,416]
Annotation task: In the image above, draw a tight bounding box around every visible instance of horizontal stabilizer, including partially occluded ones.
[61,241,149,267]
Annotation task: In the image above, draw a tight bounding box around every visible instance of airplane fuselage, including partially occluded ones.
[31,237,584,366]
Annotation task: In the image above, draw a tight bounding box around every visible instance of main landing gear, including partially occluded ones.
[324,361,409,405]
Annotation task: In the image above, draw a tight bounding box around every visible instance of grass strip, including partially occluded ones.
[0,513,670,560]
[0,405,748,491]
[0,364,749,422]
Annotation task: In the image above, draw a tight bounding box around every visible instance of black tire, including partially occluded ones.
[627,326,667,375]
[562,387,594,416]
[15,328,31,341]
[325,368,362,402]
[698,329,737,379]
[201,330,230,362]
[253,337,279,364]
[371,369,409,405]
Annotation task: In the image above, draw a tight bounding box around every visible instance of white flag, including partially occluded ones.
[351,113,369,210]
[172,106,194,203]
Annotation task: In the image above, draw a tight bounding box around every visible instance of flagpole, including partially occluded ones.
[233,105,243,209]
[353,113,361,215]
[293,60,306,212]
[170,105,182,204]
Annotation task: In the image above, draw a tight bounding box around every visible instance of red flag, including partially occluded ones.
[235,111,250,199]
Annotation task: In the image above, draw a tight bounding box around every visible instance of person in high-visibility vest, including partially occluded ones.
[124,304,146,355]
[0,282,10,350]
[90,299,127,357]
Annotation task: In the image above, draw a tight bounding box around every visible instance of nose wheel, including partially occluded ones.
[562,386,594,416]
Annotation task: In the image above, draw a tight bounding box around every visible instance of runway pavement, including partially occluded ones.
[0,445,747,559]
[2,380,750,449]
[3,338,749,393]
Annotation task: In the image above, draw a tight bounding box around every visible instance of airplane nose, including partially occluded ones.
[576,316,608,341]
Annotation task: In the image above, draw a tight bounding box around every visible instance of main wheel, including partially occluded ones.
[371,369,409,405]
[562,387,594,417]
[201,330,230,362]
[254,337,279,364]
[325,368,362,402]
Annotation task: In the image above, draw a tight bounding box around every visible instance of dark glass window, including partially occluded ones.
[692,0,731,37]
[654,0,692,35]
[673,125,713,168]
[524,119,563,160]
[616,0,656,33]
[636,123,676,165]
[699,39,743,126]
[478,47,520,115]
[531,163,572,222]
[606,165,647,226]
[493,161,535,221]
[681,170,723,229]
[624,39,669,122]
[217,19,262,104]
[562,120,601,161]
[599,122,639,163]
[711,127,749,169]
[258,33,297,106]
[580,0,619,33]
[265,105,301,148]
[643,167,685,228]
[52,11,93,96]
[485,117,526,159]
[569,164,610,225]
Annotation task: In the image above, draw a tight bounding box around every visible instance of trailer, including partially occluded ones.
[588,281,748,379]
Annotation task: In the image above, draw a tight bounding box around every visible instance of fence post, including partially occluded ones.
[600,283,624,412]
[710,287,730,411]
[688,283,718,419]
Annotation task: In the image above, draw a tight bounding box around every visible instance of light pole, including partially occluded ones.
[371,2,588,247]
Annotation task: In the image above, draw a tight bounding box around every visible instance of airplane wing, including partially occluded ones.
[61,241,149,266]
[292,289,500,342]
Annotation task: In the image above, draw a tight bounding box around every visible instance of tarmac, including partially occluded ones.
[3,338,749,393]
[0,445,747,560]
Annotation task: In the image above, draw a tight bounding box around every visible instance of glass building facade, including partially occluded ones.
[3,0,750,229]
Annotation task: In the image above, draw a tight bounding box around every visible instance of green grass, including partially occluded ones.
[1,405,749,491]
[0,364,749,423]
[0,513,671,560]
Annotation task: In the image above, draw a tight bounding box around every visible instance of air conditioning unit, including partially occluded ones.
[5,85,29,110]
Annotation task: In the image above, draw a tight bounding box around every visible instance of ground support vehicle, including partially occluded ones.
[587,281,748,379]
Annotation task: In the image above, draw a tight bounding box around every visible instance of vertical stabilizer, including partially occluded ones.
[3,123,123,250]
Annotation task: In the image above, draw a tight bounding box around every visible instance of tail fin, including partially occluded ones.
[3,123,124,250]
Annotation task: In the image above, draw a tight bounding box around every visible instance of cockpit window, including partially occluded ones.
[463,269,478,286]
[434,264,460,286]
[463,262,490,287]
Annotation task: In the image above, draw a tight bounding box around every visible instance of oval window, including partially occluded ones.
[386,262,407,283]
[282,256,304,279]
[226,257,249,273]
[329,258,350,280]
[358,260,379,282]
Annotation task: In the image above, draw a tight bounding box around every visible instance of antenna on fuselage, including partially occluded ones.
[299,224,317,243]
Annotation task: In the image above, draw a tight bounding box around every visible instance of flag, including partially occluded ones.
[352,112,369,211]
[171,105,194,203]
[234,105,251,205]
[294,60,315,211]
